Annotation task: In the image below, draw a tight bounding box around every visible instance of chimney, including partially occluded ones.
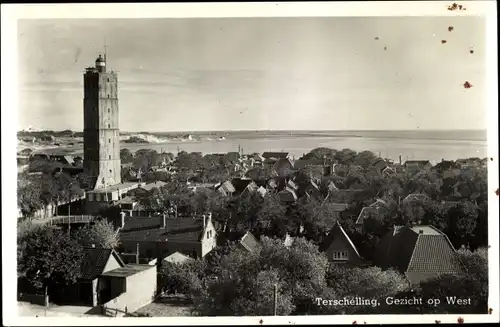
[162,213,167,229]
[399,155,402,165]
[202,214,206,228]
[120,211,126,228]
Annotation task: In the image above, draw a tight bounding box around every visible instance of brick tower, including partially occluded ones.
[83,53,121,189]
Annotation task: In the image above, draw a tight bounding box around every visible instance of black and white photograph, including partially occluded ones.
[2,1,498,325]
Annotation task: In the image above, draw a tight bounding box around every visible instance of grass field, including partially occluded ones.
[134,295,194,317]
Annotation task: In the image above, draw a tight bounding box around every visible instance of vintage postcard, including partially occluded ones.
[2,1,498,325]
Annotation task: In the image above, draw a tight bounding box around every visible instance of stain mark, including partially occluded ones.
[384,46,387,51]
[495,188,499,196]
[490,157,493,161]
[441,40,447,44]
[259,319,264,325]
[457,317,464,324]
[489,308,493,314]
[448,26,454,32]
[470,49,474,54]
[374,37,379,40]
[448,3,458,11]
[435,320,441,324]
[463,81,472,89]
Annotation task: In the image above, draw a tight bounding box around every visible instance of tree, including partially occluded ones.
[354,150,378,169]
[326,264,409,314]
[17,181,44,218]
[17,225,84,303]
[407,248,488,314]
[256,195,287,236]
[304,147,337,162]
[443,201,478,248]
[159,260,207,298]
[73,219,119,249]
[120,148,134,164]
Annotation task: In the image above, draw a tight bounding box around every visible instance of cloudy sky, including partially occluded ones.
[18,17,486,132]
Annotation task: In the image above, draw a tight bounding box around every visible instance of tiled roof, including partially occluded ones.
[372,159,387,171]
[238,231,262,254]
[80,248,124,281]
[217,181,236,194]
[374,225,461,284]
[293,159,324,170]
[119,216,205,243]
[262,152,290,160]
[355,206,384,225]
[164,251,195,264]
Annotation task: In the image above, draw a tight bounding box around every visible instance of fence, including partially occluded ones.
[100,305,151,317]
[51,215,95,225]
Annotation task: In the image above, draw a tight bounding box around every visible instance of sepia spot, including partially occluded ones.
[463,81,472,89]
[457,317,464,324]
[441,40,447,44]
[448,26,454,32]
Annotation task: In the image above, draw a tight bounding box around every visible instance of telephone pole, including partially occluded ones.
[273,283,278,316]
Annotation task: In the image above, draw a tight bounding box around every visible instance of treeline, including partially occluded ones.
[159,236,488,315]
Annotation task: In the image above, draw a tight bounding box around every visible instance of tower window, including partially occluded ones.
[107,78,110,82]
[109,155,111,160]
[108,108,110,113]
[108,124,110,128]
[109,169,112,173]
[108,138,111,143]
[108,95,110,98]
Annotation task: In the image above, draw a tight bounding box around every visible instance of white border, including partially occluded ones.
[2,1,498,325]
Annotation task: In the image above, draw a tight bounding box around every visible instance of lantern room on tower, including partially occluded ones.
[95,54,106,72]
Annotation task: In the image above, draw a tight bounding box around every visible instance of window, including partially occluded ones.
[109,155,111,160]
[107,78,110,82]
[332,251,349,261]
[108,94,110,98]
[108,108,110,113]
[109,169,112,173]
[108,138,111,143]
[108,124,110,128]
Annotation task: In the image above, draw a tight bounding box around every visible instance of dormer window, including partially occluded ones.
[332,251,349,261]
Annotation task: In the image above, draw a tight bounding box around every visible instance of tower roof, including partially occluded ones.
[95,54,105,63]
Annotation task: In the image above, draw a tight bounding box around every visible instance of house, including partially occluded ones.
[163,251,195,265]
[404,160,432,173]
[118,212,217,262]
[215,181,236,197]
[272,157,295,177]
[433,160,458,173]
[327,180,340,192]
[320,221,364,266]
[373,225,462,285]
[236,231,262,254]
[232,178,259,197]
[304,180,323,200]
[256,186,267,198]
[278,187,298,203]
[372,159,388,174]
[382,166,396,176]
[50,154,75,166]
[60,247,157,314]
[355,199,388,229]
[293,159,330,176]
[456,158,481,170]
[116,196,139,216]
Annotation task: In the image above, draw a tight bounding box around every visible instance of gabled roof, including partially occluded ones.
[374,225,461,284]
[404,160,431,166]
[402,193,428,203]
[355,206,386,226]
[238,231,262,254]
[278,187,298,202]
[164,251,195,264]
[232,178,256,195]
[293,159,324,170]
[372,159,387,171]
[80,247,125,281]
[320,222,362,260]
[262,152,290,160]
[217,180,236,194]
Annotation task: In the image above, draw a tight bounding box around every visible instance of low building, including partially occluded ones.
[117,212,217,262]
[86,182,141,214]
[58,247,157,314]
[373,225,462,285]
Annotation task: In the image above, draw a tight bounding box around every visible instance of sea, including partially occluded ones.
[119,130,488,165]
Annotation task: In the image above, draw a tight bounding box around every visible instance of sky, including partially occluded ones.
[17,17,487,132]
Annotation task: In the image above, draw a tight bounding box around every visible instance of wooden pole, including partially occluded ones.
[273,283,278,316]
[136,243,140,264]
